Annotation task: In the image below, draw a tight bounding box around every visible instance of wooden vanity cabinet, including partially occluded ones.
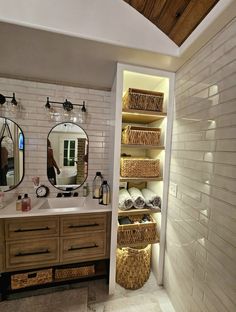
[2,212,111,273]
[4,216,60,271]
[60,213,110,264]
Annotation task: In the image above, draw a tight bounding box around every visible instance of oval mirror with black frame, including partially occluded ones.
[0,117,24,191]
[47,122,88,191]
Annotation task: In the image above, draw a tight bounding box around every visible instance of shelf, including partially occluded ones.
[120,177,163,182]
[121,144,165,150]
[118,207,161,216]
[122,109,167,124]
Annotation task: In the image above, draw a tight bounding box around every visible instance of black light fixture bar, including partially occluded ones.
[0,92,18,105]
[46,97,86,112]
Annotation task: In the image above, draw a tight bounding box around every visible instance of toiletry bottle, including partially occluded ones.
[100,180,110,205]
[16,195,22,211]
[22,194,31,212]
[0,189,4,209]
[92,172,103,199]
[83,183,89,197]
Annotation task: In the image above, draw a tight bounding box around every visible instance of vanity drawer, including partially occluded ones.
[6,238,59,270]
[60,232,106,263]
[5,217,59,240]
[60,213,106,236]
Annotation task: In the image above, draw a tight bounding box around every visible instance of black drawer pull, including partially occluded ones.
[15,249,50,257]
[14,226,50,233]
[68,244,98,251]
[68,223,99,229]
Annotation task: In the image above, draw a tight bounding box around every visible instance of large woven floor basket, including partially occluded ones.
[116,245,151,290]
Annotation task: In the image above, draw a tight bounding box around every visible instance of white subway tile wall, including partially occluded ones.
[165,18,236,312]
[0,78,111,199]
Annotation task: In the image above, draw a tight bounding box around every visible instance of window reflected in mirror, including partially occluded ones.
[0,117,24,191]
[47,122,88,191]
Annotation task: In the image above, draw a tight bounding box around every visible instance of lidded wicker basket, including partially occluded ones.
[122,126,161,145]
[116,244,151,289]
[120,157,160,178]
[122,88,164,112]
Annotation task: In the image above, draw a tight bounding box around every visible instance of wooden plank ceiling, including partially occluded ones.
[123,0,220,46]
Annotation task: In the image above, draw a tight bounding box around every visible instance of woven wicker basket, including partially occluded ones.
[120,157,160,178]
[11,268,53,290]
[116,245,151,289]
[122,125,161,145]
[117,215,159,247]
[55,265,95,280]
[123,88,164,112]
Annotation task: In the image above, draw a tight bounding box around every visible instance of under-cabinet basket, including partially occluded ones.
[120,157,160,178]
[117,214,159,247]
[122,88,164,112]
[11,268,53,290]
[122,125,161,145]
[55,265,95,280]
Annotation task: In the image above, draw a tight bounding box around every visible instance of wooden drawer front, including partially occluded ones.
[61,213,106,236]
[61,232,106,262]
[5,217,59,240]
[6,238,59,270]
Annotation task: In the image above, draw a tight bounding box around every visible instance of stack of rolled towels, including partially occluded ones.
[119,187,161,211]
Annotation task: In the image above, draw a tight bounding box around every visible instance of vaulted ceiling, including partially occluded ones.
[123,0,220,46]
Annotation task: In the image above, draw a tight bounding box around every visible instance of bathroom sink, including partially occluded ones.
[39,197,86,210]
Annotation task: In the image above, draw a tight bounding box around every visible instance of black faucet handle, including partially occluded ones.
[73,192,79,197]
[57,192,63,198]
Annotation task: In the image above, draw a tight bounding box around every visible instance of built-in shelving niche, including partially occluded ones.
[109,63,175,294]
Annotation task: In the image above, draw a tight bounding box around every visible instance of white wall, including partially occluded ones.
[165,18,236,312]
[0,77,112,199]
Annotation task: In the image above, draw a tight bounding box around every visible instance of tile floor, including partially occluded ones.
[86,273,176,312]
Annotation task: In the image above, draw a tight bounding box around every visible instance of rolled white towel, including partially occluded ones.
[141,188,161,209]
[119,189,134,210]
[128,187,145,209]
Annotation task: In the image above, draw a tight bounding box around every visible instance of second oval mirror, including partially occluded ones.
[47,122,88,191]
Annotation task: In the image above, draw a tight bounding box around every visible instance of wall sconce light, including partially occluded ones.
[0,92,18,106]
[45,97,87,123]
[0,92,20,116]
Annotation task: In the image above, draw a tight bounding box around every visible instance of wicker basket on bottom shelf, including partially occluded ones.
[55,265,95,280]
[116,244,151,290]
[11,268,53,290]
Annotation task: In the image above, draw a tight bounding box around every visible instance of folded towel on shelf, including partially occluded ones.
[141,188,161,209]
[128,187,145,209]
[119,189,134,210]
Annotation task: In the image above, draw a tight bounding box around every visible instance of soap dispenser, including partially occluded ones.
[99,180,110,205]
[92,172,103,199]
[22,194,31,212]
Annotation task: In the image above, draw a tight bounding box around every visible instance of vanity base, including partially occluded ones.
[0,259,109,301]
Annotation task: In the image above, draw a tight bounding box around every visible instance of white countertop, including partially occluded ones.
[0,196,112,218]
